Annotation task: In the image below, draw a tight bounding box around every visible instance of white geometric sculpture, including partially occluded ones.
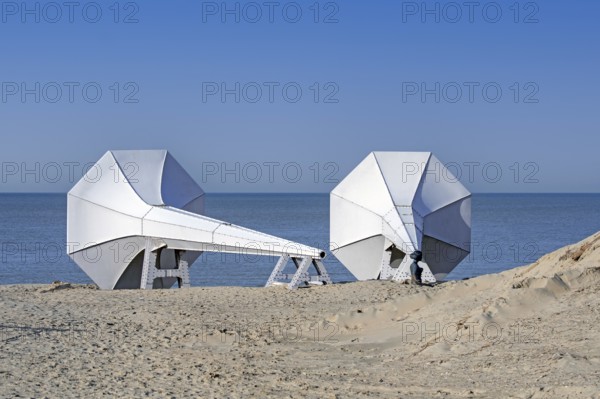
[330,152,471,283]
[67,150,330,290]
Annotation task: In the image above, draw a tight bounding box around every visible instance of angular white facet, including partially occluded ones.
[68,150,325,289]
[413,154,471,215]
[373,151,430,206]
[334,236,387,281]
[330,153,396,216]
[423,197,471,252]
[330,194,384,249]
[331,152,471,280]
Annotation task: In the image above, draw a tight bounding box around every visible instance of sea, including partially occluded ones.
[0,193,599,287]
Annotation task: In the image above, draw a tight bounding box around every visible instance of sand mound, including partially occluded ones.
[515,231,600,279]
[315,231,600,359]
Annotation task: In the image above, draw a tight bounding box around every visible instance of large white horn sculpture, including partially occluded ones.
[67,150,330,290]
[330,152,471,283]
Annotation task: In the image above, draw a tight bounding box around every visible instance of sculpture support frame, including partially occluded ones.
[265,255,332,290]
[140,238,191,289]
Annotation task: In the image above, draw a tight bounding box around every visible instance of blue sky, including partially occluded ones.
[0,0,598,193]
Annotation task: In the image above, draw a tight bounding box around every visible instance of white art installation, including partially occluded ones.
[330,152,471,283]
[67,150,330,290]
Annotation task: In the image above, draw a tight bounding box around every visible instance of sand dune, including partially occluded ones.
[1,232,600,398]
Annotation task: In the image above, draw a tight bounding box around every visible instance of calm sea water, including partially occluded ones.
[0,193,599,286]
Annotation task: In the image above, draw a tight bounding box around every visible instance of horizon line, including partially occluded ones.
[1,192,600,195]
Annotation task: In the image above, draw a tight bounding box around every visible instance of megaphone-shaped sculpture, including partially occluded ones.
[67,150,329,290]
[330,152,471,283]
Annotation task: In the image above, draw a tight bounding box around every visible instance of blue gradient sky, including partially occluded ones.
[0,0,598,193]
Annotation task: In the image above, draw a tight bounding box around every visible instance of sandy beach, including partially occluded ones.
[1,232,599,398]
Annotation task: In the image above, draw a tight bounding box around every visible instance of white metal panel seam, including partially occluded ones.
[372,152,396,207]
[68,193,147,218]
[331,192,386,219]
[333,235,386,251]
[140,206,155,236]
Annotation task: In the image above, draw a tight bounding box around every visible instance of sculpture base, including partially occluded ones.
[140,238,191,289]
[265,255,332,290]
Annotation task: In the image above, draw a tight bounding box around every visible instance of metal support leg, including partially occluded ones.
[288,256,312,289]
[141,238,157,289]
[265,254,290,287]
[140,238,192,289]
[379,249,394,279]
[391,256,412,283]
[176,251,191,288]
[313,259,332,285]
[266,255,333,289]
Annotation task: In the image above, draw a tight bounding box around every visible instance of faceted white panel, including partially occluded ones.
[423,197,471,252]
[332,236,387,281]
[330,194,384,249]
[413,153,471,215]
[373,151,431,206]
[331,153,395,216]
[111,150,168,206]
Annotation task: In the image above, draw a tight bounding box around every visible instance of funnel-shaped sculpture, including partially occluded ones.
[67,150,330,290]
[330,152,471,282]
